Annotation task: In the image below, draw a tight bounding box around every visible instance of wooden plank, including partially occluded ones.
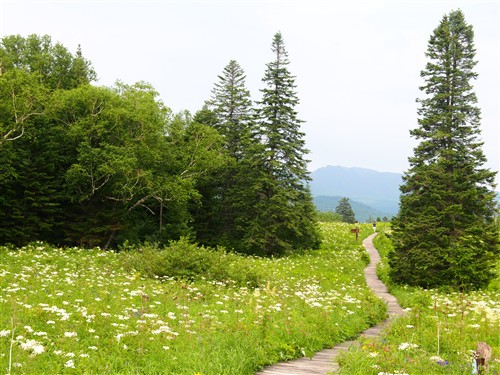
[256,234,406,375]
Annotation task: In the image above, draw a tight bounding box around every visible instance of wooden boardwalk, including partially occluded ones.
[255,233,405,375]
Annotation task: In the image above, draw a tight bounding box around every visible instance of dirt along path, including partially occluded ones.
[255,233,405,375]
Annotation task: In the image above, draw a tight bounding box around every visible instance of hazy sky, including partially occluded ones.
[1,0,499,182]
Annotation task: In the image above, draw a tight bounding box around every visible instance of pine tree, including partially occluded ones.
[389,10,499,290]
[335,197,356,224]
[243,32,320,256]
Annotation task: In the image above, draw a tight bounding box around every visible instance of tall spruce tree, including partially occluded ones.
[389,10,499,290]
[192,60,256,248]
[206,60,254,160]
[243,32,320,256]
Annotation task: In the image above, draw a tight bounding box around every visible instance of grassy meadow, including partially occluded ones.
[337,227,500,375]
[1,222,385,374]
[2,223,498,374]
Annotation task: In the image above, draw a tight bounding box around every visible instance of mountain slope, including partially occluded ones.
[310,165,499,221]
[313,195,392,222]
[310,166,403,217]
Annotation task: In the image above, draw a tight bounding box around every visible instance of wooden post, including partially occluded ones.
[350,228,359,241]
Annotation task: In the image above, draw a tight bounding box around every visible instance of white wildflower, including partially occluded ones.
[0,329,10,337]
[24,325,33,333]
[151,326,171,335]
[430,355,445,362]
[398,342,418,351]
[20,339,45,355]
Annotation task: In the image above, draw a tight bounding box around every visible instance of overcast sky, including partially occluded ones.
[1,0,498,183]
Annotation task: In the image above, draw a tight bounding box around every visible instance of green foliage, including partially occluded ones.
[316,210,343,222]
[0,34,96,90]
[191,60,256,249]
[373,230,393,286]
[389,10,500,290]
[0,33,321,258]
[338,285,500,374]
[0,69,48,145]
[0,223,386,374]
[339,228,500,375]
[205,59,254,161]
[121,238,265,288]
[0,40,227,247]
[335,197,357,223]
[487,259,500,292]
[192,36,321,257]
[241,32,320,256]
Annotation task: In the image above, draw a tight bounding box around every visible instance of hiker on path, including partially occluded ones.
[372,221,377,232]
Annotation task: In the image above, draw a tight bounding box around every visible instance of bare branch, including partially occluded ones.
[2,126,25,143]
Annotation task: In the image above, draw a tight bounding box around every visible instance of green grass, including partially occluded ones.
[336,227,500,375]
[3,224,497,374]
[0,223,386,374]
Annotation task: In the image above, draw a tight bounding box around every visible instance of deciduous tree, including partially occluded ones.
[0,34,96,245]
[0,34,95,146]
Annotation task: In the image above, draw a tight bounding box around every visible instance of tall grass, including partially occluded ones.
[0,223,385,374]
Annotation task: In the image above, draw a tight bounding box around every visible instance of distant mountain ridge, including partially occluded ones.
[313,195,392,222]
[310,166,403,221]
[309,165,500,222]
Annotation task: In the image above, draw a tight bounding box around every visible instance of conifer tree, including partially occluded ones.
[192,60,256,248]
[244,32,320,256]
[389,10,499,290]
[206,60,254,160]
[335,197,356,224]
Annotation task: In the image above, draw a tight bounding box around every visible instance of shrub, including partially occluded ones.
[122,237,265,287]
[316,210,342,222]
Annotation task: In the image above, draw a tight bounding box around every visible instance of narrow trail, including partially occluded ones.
[255,233,405,375]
